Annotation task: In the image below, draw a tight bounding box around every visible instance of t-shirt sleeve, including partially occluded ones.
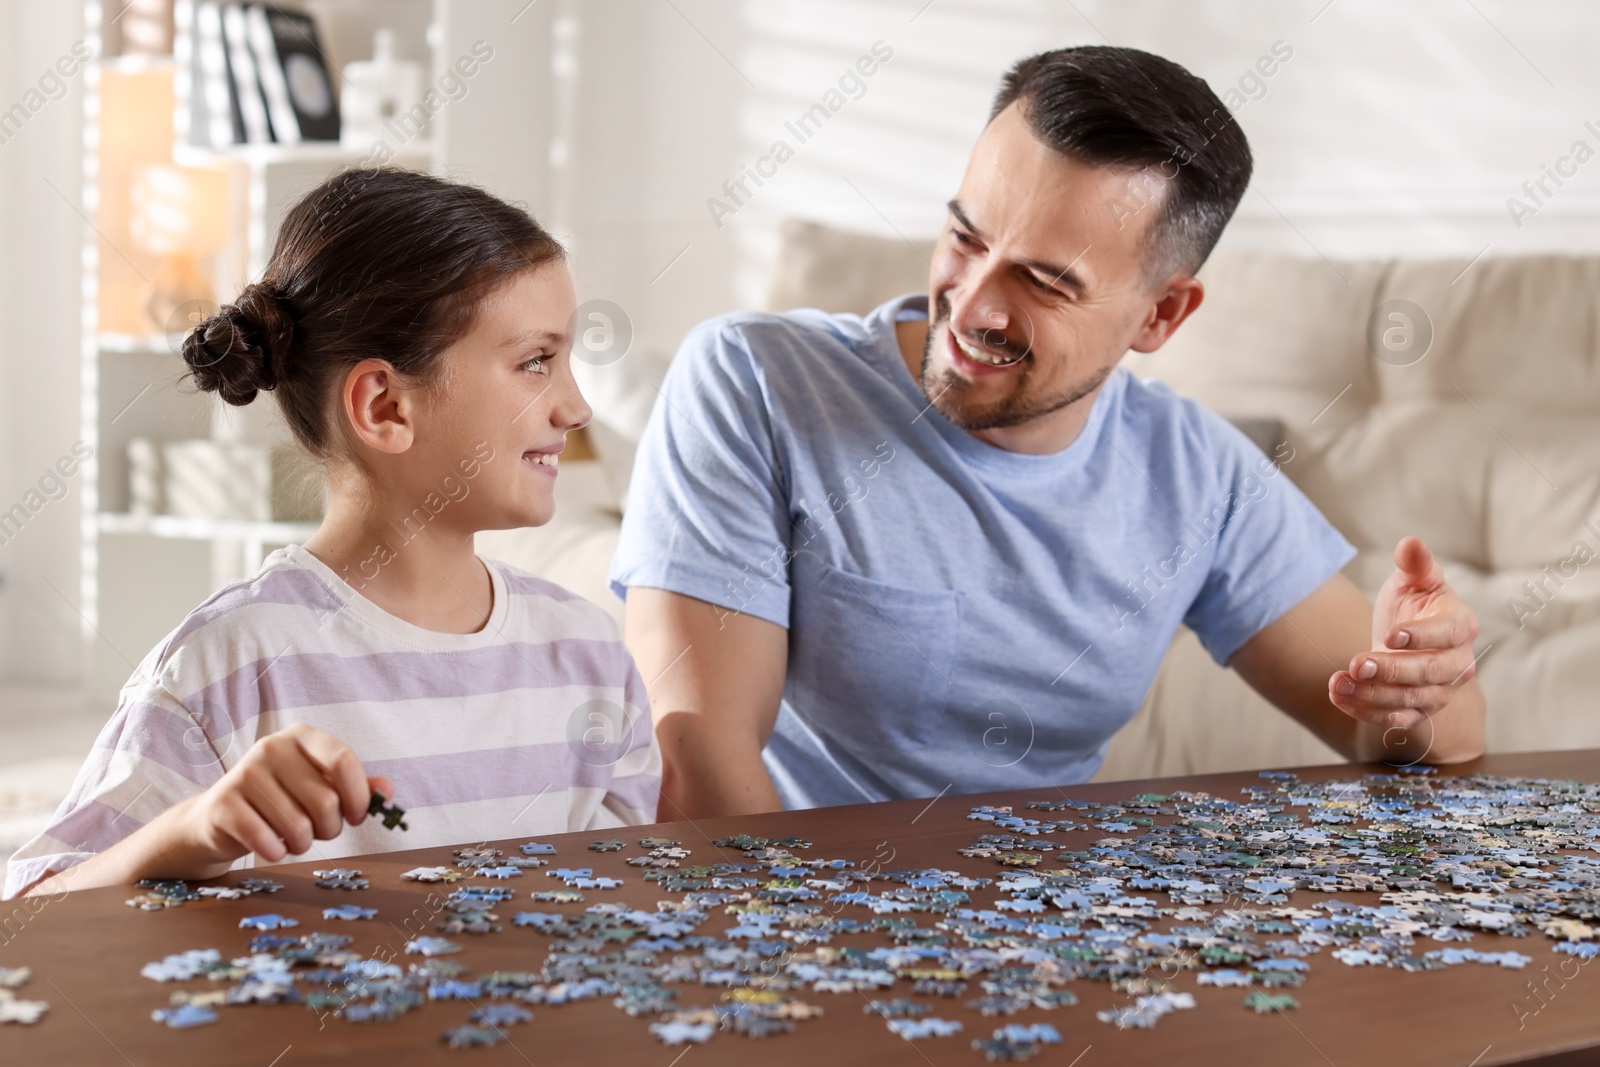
[1183,413,1358,666]
[3,673,225,899]
[608,318,794,628]
[586,659,663,830]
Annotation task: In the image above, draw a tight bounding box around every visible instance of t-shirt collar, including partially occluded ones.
[866,292,1121,478]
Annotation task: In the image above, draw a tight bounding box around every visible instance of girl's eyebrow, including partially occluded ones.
[501,328,568,349]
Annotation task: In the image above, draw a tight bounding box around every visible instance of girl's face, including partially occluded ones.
[407,262,590,532]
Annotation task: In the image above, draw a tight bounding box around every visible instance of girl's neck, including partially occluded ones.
[301,489,494,635]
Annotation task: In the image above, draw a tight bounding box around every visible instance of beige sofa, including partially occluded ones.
[480,221,1600,781]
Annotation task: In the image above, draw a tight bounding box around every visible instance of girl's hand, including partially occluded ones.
[174,723,392,870]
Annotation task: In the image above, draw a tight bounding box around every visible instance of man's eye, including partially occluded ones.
[953,230,978,248]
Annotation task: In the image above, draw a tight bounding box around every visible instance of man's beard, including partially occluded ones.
[918,291,1108,432]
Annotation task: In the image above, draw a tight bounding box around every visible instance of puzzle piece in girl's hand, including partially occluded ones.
[367,791,408,830]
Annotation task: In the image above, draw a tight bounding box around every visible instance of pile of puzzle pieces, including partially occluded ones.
[114,771,1600,1058]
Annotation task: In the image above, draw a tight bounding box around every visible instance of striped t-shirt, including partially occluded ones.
[4,545,660,898]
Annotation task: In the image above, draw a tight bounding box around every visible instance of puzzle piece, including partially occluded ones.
[151,1003,216,1029]
[888,1017,963,1039]
[238,914,297,931]
[0,993,48,1025]
[440,1025,503,1048]
[1243,992,1300,1014]
[404,937,462,956]
[651,1019,716,1045]
[367,790,408,831]
[323,904,377,921]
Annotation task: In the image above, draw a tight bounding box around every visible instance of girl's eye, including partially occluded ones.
[521,355,552,373]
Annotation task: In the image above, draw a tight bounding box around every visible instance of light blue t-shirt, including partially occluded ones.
[611,294,1356,809]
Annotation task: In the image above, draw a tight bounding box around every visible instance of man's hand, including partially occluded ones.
[1328,536,1480,733]
[1230,536,1485,766]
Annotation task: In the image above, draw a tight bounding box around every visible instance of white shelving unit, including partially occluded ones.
[79,0,451,697]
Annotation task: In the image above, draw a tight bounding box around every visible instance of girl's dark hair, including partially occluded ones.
[183,168,566,457]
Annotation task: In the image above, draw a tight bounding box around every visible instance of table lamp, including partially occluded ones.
[129,162,229,334]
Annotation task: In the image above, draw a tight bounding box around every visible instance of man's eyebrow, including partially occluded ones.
[947,199,981,238]
[1019,250,1089,294]
[950,199,1089,294]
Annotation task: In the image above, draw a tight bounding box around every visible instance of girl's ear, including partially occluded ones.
[342,359,416,454]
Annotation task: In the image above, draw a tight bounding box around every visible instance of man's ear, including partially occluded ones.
[342,359,416,455]
[1128,276,1205,354]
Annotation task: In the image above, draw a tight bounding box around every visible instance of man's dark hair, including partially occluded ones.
[991,45,1252,279]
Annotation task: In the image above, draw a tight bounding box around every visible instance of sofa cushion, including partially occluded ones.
[1378,256,1600,410]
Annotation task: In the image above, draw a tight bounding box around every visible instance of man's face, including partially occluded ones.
[919,101,1188,447]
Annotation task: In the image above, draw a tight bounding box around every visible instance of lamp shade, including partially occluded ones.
[129,163,228,256]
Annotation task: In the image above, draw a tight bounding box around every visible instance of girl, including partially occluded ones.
[6,169,660,898]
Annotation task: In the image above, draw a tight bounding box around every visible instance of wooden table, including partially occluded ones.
[5,749,1600,1066]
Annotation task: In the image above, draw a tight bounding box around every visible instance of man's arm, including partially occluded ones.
[1229,536,1486,765]
[623,587,789,819]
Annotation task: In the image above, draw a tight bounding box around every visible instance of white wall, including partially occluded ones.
[556,0,1600,377]
[0,2,87,688]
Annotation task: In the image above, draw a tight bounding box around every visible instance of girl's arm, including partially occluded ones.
[20,724,390,896]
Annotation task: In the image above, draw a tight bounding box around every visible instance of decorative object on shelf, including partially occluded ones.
[340,29,421,149]
[245,3,340,143]
[112,0,176,57]
[128,163,228,332]
[159,440,322,523]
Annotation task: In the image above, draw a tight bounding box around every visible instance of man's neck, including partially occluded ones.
[893,318,1101,456]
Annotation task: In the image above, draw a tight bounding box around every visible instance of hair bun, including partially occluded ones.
[182,282,295,406]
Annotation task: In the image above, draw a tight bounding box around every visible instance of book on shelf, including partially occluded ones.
[245,3,340,144]
[194,2,243,147]
[221,3,274,144]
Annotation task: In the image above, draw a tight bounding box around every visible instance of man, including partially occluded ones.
[611,46,1485,818]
